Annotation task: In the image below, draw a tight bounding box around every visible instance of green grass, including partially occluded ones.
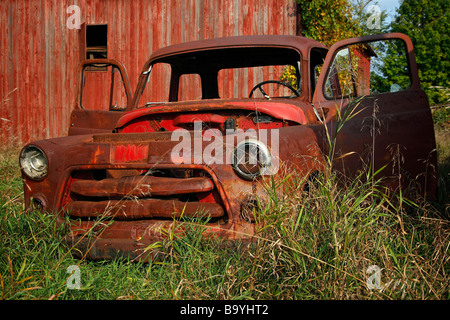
[435,126,450,207]
[0,128,449,300]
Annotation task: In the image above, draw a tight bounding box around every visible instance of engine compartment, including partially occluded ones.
[120,110,297,134]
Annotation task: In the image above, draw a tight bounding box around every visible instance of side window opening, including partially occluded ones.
[310,48,327,99]
[324,47,357,99]
[80,64,128,111]
[324,39,411,100]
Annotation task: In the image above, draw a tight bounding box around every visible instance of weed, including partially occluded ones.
[0,119,448,300]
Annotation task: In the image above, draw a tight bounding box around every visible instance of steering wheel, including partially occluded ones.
[249,80,300,99]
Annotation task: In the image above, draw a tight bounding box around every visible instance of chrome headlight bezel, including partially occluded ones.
[19,145,49,181]
[232,139,271,180]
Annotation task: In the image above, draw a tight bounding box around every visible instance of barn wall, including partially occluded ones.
[0,0,298,146]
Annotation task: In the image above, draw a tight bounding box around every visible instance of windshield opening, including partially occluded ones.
[138,46,302,106]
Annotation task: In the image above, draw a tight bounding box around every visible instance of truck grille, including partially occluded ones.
[63,168,226,221]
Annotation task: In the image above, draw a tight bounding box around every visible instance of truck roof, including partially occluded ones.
[148,35,328,62]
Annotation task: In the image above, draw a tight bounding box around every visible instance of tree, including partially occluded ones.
[389,0,449,105]
[287,0,387,89]
[296,0,362,46]
[369,39,412,93]
[295,0,388,46]
[352,0,390,35]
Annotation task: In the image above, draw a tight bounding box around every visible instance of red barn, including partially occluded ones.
[0,0,300,145]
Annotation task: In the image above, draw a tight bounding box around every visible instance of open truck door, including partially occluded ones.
[69,59,132,135]
[312,33,437,198]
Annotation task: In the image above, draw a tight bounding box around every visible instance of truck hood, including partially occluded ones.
[116,99,318,129]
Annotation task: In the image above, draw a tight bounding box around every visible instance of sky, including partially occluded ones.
[374,0,400,23]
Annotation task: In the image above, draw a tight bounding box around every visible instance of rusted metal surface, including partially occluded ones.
[20,33,438,262]
[1,0,298,146]
[66,199,225,219]
[70,176,215,197]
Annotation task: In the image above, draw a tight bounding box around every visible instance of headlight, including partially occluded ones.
[232,139,271,180]
[20,145,48,180]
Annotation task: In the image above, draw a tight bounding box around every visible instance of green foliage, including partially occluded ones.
[296,0,448,107]
[352,0,390,35]
[296,0,362,46]
[370,39,412,93]
[289,1,389,90]
[389,0,450,105]
[280,65,298,89]
[295,0,392,45]
[433,105,450,127]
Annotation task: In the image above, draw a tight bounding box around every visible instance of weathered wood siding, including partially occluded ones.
[0,0,298,145]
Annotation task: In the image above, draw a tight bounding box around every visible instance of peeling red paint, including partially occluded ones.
[112,144,149,163]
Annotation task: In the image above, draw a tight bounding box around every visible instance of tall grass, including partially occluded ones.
[141,162,449,299]
[250,168,448,299]
[1,125,449,300]
[435,126,450,207]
